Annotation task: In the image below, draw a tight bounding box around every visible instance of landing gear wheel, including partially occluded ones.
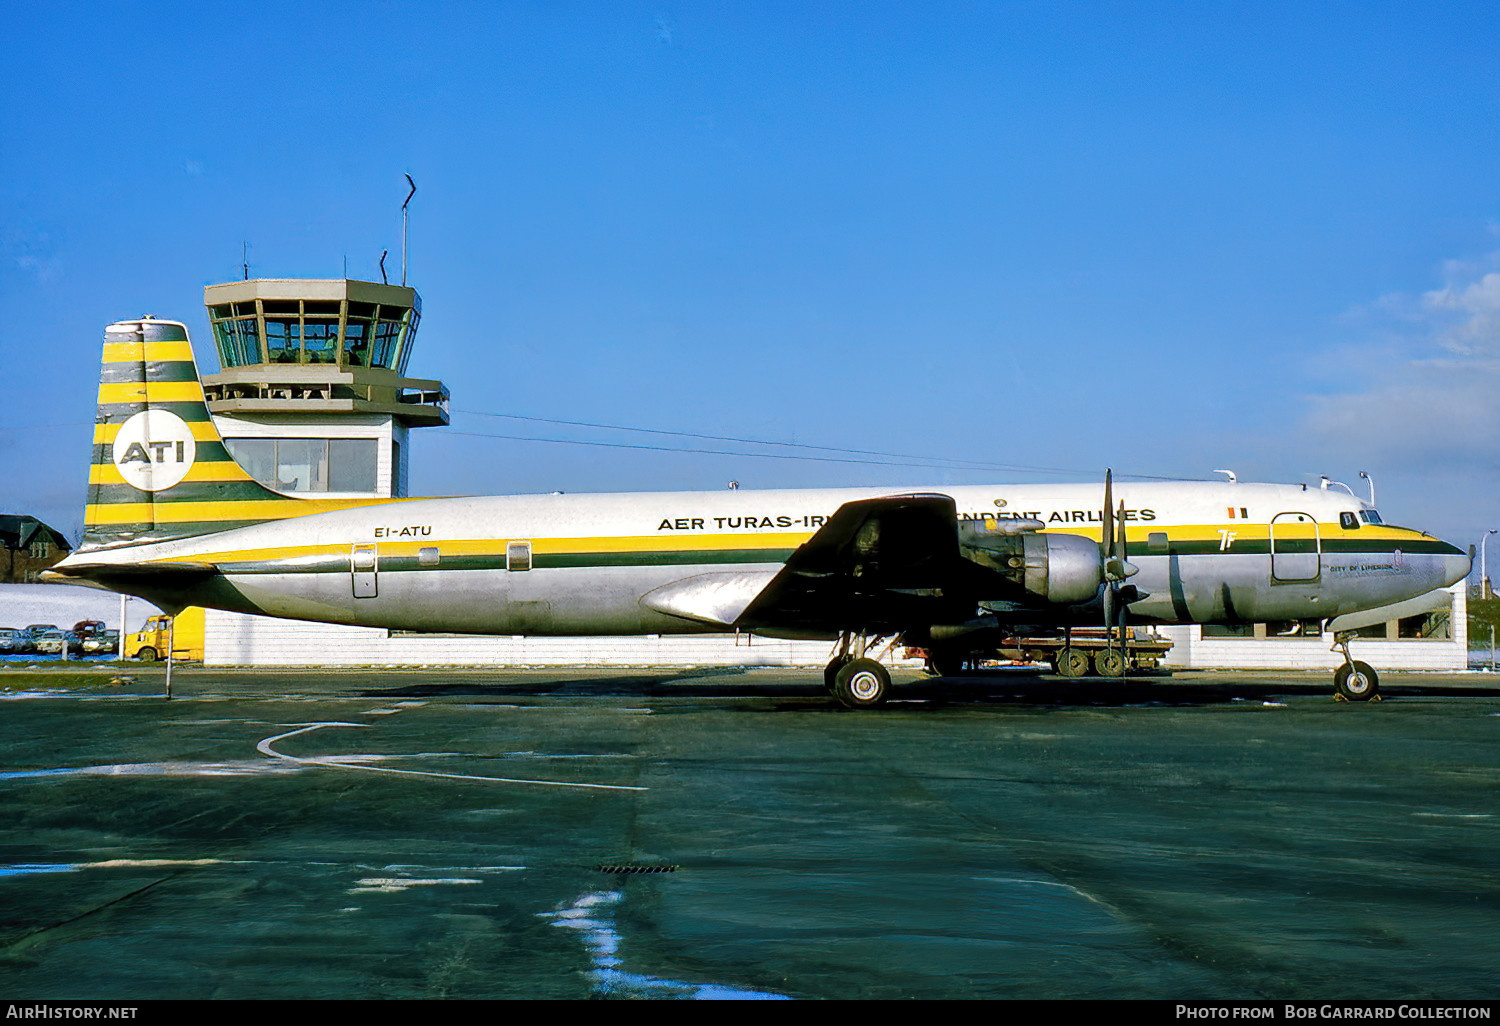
[1056,648,1090,678]
[928,650,967,679]
[1334,660,1379,701]
[1094,648,1126,678]
[824,656,850,693]
[832,658,891,709]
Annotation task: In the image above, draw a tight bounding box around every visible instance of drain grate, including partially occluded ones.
[596,862,678,874]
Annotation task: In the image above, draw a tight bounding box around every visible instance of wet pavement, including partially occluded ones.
[0,664,1497,1000]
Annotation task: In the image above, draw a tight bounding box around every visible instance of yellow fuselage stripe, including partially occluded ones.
[85,498,384,525]
[164,522,1428,566]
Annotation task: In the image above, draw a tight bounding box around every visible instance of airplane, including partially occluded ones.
[45,317,1472,707]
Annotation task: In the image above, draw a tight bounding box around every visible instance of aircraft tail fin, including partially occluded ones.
[83,318,323,549]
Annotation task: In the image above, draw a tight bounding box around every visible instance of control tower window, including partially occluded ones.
[371,309,405,368]
[265,317,300,363]
[344,302,376,367]
[302,321,338,364]
[329,439,378,492]
[274,439,327,491]
[223,438,274,484]
[224,437,379,494]
[396,306,420,374]
[208,302,262,367]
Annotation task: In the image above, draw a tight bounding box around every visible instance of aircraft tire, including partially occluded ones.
[832,658,890,709]
[1056,648,1090,678]
[824,656,849,693]
[1094,649,1126,678]
[136,647,158,663]
[1334,661,1379,701]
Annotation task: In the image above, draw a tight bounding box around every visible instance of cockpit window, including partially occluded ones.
[1340,512,1359,530]
[1359,510,1383,525]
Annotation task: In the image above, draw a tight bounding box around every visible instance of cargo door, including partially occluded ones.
[352,543,378,598]
[1270,512,1320,582]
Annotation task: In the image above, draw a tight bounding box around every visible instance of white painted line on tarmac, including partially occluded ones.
[256,722,647,792]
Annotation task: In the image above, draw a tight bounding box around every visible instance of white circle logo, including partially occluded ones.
[112,410,197,492]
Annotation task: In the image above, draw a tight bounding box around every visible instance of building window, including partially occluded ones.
[224,438,379,494]
[1398,606,1452,640]
[1201,623,1256,639]
[328,439,377,492]
[208,303,262,367]
[345,302,376,367]
[302,320,339,364]
[370,309,404,368]
[265,317,300,363]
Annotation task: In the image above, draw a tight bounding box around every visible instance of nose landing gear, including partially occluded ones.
[1331,631,1381,702]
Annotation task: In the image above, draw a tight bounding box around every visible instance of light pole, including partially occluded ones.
[1483,530,1497,600]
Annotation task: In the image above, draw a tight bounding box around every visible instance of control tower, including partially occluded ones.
[199,278,448,498]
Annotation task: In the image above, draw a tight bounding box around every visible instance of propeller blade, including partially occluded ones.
[1102,469,1115,559]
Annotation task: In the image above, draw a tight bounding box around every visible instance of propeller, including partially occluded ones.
[1101,470,1139,672]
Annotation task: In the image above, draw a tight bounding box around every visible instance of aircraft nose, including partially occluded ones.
[1441,542,1473,589]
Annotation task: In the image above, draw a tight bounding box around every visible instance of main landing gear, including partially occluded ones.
[1331,630,1381,702]
[824,632,892,709]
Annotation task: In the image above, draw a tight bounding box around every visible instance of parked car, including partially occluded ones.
[68,620,109,655]
[20,625,60,651]
[0,627,31,654]
[31,629,68,655]
[81,629,120,656]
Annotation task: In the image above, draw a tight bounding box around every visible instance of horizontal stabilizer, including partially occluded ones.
[41,561,219,587]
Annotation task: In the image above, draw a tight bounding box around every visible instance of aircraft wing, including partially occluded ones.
[735,493,986,633]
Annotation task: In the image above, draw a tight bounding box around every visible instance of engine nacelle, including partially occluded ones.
[958,523,1102,605]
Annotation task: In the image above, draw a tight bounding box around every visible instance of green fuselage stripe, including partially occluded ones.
[205,536,1453,576]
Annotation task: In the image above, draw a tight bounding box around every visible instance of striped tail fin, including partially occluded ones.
[83,318,351,549]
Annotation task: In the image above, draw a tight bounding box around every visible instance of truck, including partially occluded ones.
[912,627,1173,678]
[125,607,205,662]
[996,627,1173,676]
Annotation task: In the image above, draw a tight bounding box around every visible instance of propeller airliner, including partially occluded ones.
[46,319,1472,706]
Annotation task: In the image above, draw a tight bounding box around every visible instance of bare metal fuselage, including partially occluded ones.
[55,481,1470,638]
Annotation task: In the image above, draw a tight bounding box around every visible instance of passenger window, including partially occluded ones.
[1147,532,1169,554]
[506,541,532,572]
[1340,512,1359,530]
[418,546,440,566]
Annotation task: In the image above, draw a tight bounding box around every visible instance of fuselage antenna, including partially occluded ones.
[1213,469,1236,484]
[1359,470,1375,507]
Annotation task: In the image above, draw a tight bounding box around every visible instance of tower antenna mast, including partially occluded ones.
[401,174,416,286]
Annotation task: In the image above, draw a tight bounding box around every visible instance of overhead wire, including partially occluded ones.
[448,409,1200,481]
[0,414,1201,481]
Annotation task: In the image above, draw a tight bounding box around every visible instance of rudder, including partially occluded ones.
[84,318,320,549]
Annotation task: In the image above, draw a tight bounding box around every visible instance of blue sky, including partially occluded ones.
[3,1,1498,566]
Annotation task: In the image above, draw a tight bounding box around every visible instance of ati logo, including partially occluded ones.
[112,410,197,492]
